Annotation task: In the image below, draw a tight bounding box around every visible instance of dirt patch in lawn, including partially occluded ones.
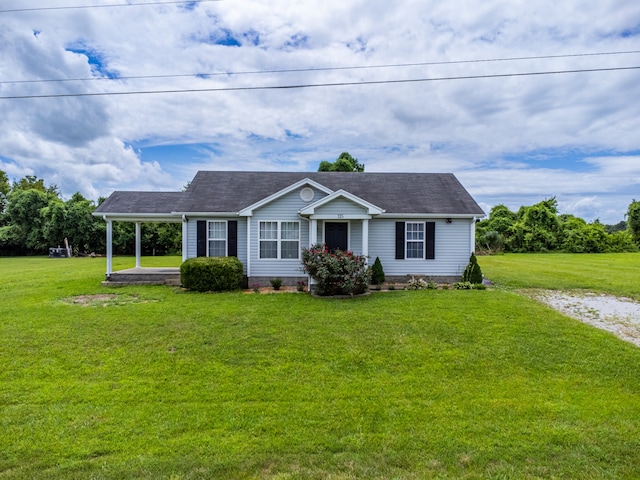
[526,290,640,348]
[65,294,158,307]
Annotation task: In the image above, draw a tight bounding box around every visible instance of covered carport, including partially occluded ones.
[93,191,184,283]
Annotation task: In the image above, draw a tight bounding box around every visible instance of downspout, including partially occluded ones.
[300,215,314,287]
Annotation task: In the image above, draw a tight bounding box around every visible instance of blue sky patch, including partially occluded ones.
[501,148,605,172]
[66,41,118,78]
[620,24,640,37]
[285,33,309,49]
[137,143,221,164]
[213,29,241,46]
[178,1,198,11]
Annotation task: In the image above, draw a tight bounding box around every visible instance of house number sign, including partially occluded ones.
[337,214,344,219]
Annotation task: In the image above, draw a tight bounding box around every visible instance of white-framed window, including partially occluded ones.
[208,220,227,257]
[406,222,425,259]
[259,221,300,259]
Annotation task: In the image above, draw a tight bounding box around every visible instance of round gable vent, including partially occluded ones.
[300,187,314,202]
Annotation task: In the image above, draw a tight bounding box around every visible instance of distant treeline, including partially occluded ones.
[476,197,640,254]
[0,172,180,256]
[2,171,639,256]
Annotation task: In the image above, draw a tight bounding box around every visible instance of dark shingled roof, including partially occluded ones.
[95,191,184,215]
[96,171,485,216]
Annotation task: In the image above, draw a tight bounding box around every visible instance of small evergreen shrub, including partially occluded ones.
[180,256,243,292]
[426,279,438,290]
[270,278,282,290]
[453,281,473,290]
[370,257,385,285]
[462,253,483,284]
[302,244,370,296]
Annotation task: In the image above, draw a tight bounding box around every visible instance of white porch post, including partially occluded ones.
[246,218,251,278]
[135,222,142,268]
[471,216,477,254]
[105,218,113,277]
[310,219,318,246]
[362,219,369,263]
[182,216,188,262]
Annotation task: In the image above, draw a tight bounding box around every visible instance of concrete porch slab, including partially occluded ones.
[103,267,181,286]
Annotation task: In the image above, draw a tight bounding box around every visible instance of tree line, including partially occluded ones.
[476,197,640,254]
[0,171,180,256]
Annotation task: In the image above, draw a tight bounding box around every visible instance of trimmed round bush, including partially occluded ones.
[180,256,243,292]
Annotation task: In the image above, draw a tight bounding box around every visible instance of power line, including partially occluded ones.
[2,65,638,100]
[0,0,221,14]
[3,50,640,85]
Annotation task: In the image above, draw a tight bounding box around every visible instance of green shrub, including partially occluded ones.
[453,281,473,290]
[180,256,243,292]
[270,278,282,290]
[370,257,385,285]
[462,253,483,284]
[302,244,370,296]
[405,276,428,290]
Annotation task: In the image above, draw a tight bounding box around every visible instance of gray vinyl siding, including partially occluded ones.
[314,198,368,218]
[368,218,473,277]
[185,218,248,274]
[249,187,326,277]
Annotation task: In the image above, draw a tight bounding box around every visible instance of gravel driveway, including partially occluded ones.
[528,290,640,348]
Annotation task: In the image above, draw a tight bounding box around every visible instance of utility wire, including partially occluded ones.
[2,65,638,100]
[3,50,640,85]
[0,0,221,14]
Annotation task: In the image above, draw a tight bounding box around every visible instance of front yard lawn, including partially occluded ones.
[1,256,640,479]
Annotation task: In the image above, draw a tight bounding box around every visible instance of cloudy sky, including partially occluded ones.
[1,0,639,223]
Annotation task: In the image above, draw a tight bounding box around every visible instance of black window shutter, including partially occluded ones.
[228,220,238,257]
[197,220,207,257]
[395,222,405,260]
[426,222,435,259]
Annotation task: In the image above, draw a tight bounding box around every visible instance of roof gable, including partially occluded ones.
[299,189,384,216]
[238,178,333,216]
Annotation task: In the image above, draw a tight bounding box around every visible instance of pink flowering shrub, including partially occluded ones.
[301,243,371,296]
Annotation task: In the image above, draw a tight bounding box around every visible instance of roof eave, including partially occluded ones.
[93,212,182,222]
[377,213,486,219]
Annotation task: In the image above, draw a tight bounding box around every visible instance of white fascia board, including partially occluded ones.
[238,178,334,216]
[376,213,485,219]
[94,213,182,222]
[172,212,239,218]
[308,214,372,220]
[299,189,385,216]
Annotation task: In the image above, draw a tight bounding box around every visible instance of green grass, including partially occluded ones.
[478,252,640,300]
[1,256,640,479]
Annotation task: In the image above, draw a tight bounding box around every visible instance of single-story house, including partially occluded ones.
[94,171,485,285]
